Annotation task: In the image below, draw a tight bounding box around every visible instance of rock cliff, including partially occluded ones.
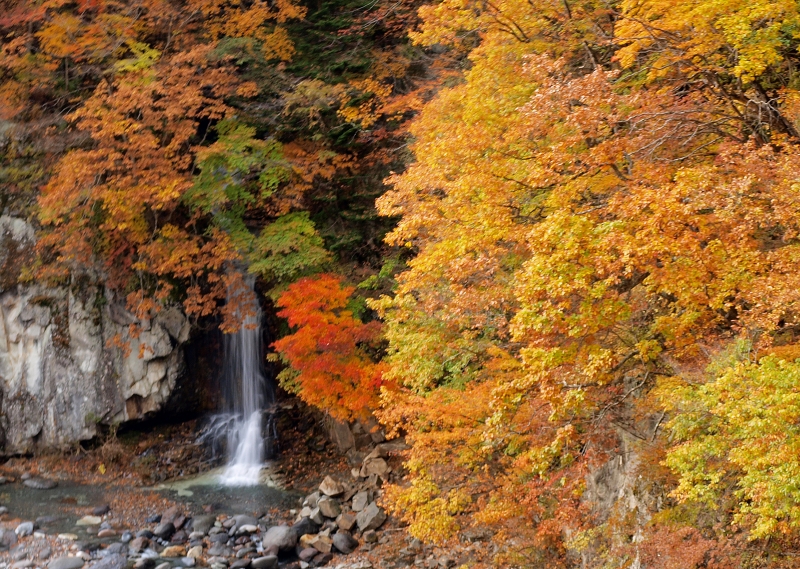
[0,215,189,454]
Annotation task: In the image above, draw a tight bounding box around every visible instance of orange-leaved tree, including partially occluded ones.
[273,273,388,422]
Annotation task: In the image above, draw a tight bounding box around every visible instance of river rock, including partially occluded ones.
[232,515,258,530]
[154,563,170,569]
[91,505,110,516]
[356,503,386,531]
[23,478,57,489]
[87,554,126,569]
[250,557,277,569]
[48,557,85,569]
[318,476,345,497]
[186,545,203,559]
[333,531,358,554]
[161,545,186,558]
[362,530,377,543]
[317,497,341,519]
[0,506,8,515]
[15,522,34,537]
[11,560,33,569]
[154,523,176,540]
[76,516,101,526]
[191,515,216,535]
[120,531,133,543]
[129,537,149,552]
[105,544,127,555]
[97,529,115,538]
[261,526,296,552]
[229,560,250,569]
[298,548,317,562]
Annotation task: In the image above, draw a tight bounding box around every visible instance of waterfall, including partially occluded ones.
[216,278,272,486]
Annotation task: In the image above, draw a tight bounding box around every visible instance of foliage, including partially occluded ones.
[272,274,388,421]
[663,354,800,539]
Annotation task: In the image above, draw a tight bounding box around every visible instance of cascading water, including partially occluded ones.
[204,278,276,486]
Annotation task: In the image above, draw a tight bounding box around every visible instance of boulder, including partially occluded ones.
[319,476,345,497]
[351,491,370,512]
[336,513,357,532]
[317,497,341,519]
[360,457,389,478]
[356,503,386,532]
[291,517,319,538]
[332,532,358,554]
[261,526,296,552]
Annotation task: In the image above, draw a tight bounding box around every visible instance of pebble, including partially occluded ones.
[97,530,116,538]
[363,530,378,544]
[0,476,7,484]
[181,557,196,567]
[47,556,85,569]
[229,560,250,569]
[146,515,161,524]
[76,516,102,527]
[88,553,127,569]
[57,534,78,541]
[34,531,47,539]
[120,531,133,543]
[0,506,8,515]
[11,560,33,568]
[154,563,171,569]
[186,546,203,559]
[92,505,111,516]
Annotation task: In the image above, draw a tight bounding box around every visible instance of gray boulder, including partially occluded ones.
[332,531,359,554]
[261,525,297,552]
[356,503,386,531]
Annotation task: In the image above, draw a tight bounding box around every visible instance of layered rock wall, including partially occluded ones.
[0,215,189,454]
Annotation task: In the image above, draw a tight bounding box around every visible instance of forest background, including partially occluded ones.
[4,0,800,566]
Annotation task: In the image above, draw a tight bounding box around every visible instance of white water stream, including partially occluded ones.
[218,282,267,486]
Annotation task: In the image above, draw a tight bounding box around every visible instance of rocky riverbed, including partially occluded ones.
[0,443,425,569]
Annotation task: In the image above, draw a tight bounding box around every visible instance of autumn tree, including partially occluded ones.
[370,0,800,564]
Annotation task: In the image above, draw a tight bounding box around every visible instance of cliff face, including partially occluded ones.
[0,215,189,454]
